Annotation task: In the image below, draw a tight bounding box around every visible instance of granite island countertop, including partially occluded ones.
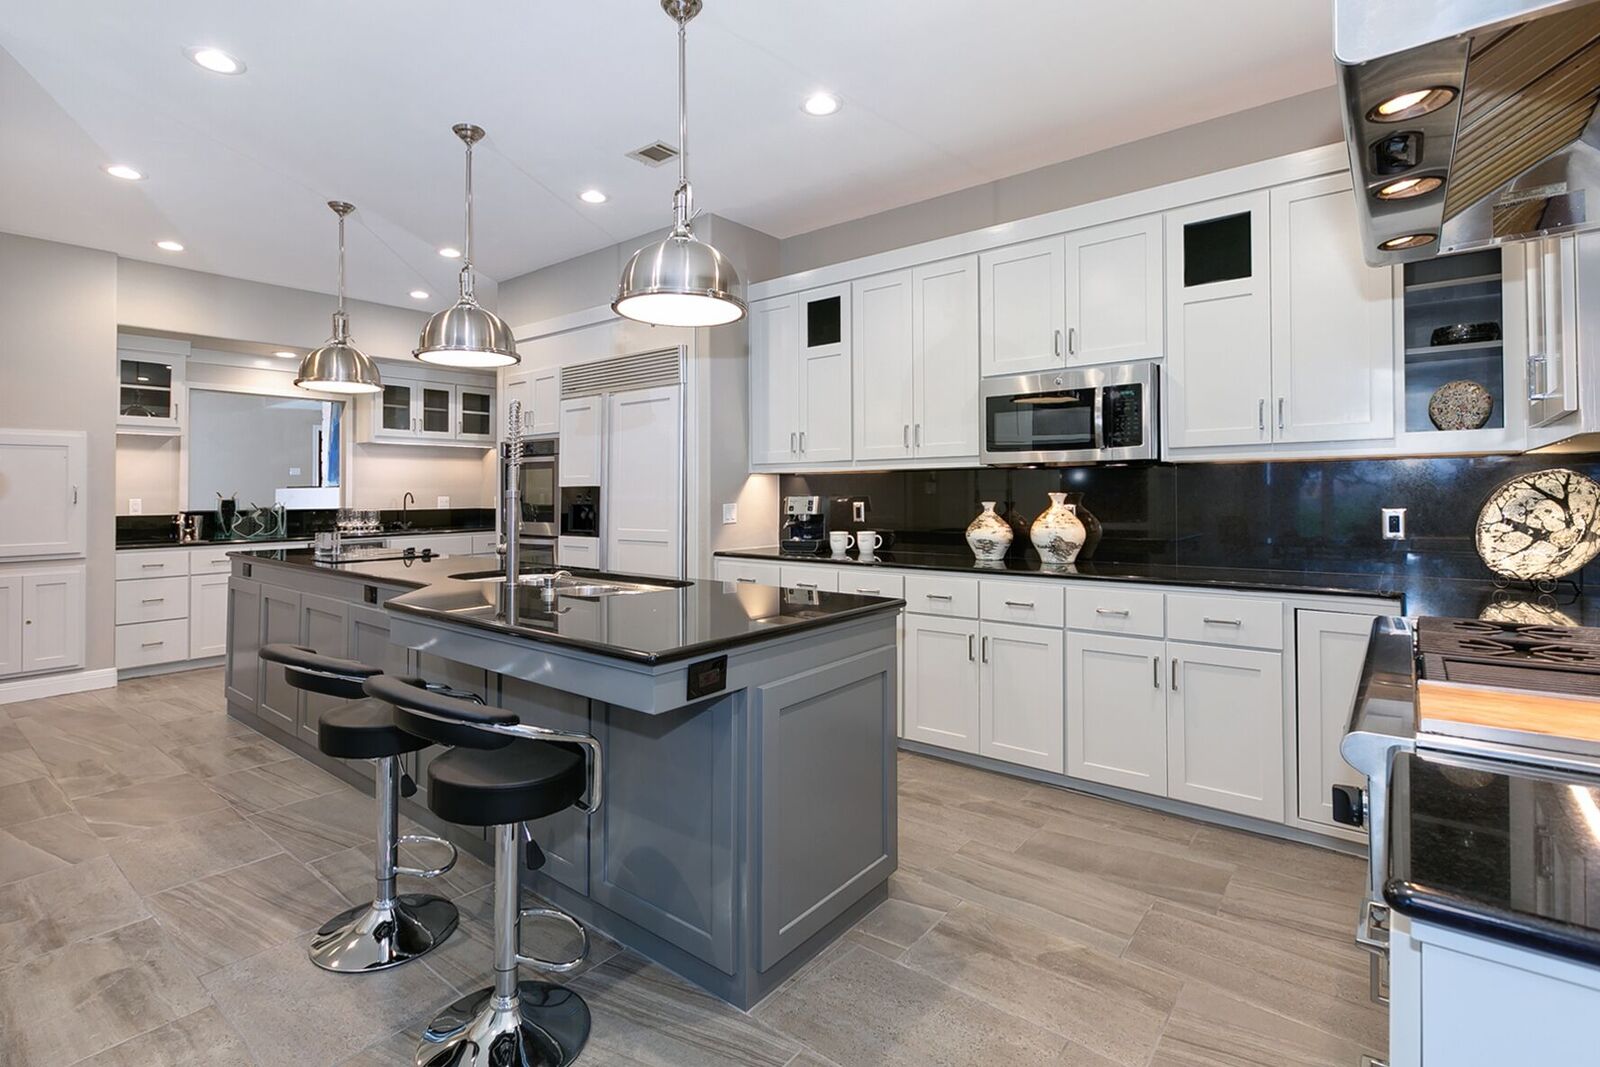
[117,520,494,550]
[239,549,903,665]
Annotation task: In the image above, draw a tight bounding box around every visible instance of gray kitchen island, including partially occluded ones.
[222,549,902,1009]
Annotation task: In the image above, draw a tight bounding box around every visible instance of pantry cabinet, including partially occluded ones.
[1166,642,1284,821]
[1066,631,1168,795]
[749,287,853,467]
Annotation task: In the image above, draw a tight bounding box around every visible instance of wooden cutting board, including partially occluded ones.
[1418,678,1600,745]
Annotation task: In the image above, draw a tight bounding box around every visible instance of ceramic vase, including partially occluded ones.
[1062,492,1102,560]
[1031,492,1086,564]
[965,501,1013,561]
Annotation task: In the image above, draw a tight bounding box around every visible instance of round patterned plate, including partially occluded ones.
[1475,468,1600,580]
[1429,379,1494,431]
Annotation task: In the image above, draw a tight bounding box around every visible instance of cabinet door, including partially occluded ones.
[979,236,1066,376]
[851,271,915,464]
[557,536,601,569]
[749,296,800,465]
[20,568,83,673]
[502,371,533,437]
[777,565,838,592]
[1065,215,1164,367]
[713,558,783,586]
[0,430,87,560]
[376,380,418,438]
[979,621,1064,772]
[417,384,454,439]
[530,368,561,435]
[224,578,262,710]
[1066,631,1167,795]
[349,602,408,677]
[257,584,302,735]
[558,396,605,486]
[913,255,981,459]
[1165,192,1273,448]
[1167,641,1284,820]
[0,575,21,676]
[903,613,980,753]
[1295,610,1376,829]
[1527,235,1580,428]
[605,386,683,578]
[297,593,351,745]
[798,286,853,464]
[456,384,496,442]
[1269,174,1395,444]
[117,349,183,433]
[189,573,230,659]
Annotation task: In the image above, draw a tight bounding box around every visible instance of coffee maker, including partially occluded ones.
[780,495,827,553]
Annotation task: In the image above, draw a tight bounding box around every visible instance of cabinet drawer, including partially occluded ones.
[116,549,189,579]
[905,573,979,618]
[980,579,1065,627]
[189,546,239,574]
[714,559,783,586]
[115,576,189,624]
[1064,585,1164,637]
[837,570,905,599]
[115,618,189,668]
[779,565,838,592]
[1167,593,1283,650]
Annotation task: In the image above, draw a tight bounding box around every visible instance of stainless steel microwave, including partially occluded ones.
[979,361,1159,466]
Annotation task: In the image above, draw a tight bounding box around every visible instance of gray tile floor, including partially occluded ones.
[0,667,1386,1066]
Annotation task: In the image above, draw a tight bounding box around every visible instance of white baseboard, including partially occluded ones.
[0,667,118,706]
[118,657,223,681]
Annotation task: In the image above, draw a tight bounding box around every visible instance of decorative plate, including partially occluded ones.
[1428,379,1494,431]
[1475,468,1600,580]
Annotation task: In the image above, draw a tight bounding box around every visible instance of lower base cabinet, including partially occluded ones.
[1167,641,1284,821]
[257,584,302,734]
[298,593,351,746]
[1067,632,1168,795]
[1295,609,1378,829]
[904,614,980,752]
[189,572,229,659]
[224,578,261,709]
[2,568,85,676]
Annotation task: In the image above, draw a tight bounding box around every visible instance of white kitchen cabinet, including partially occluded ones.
[979,620,1064,773]
[21,568,84,674]
[1164,191,1273,448]
[117,336,186,435]
[1066,631,1168,795]
[980,236,1066,376]
[369,378,495,446]
[115,576,188,624]
[189,572,230,660]
[471,532,500,555]
[1269,173,1395,444]
[912,255,980,458]
[0,576,20,676]
[0,430,87,560]
[1295,609,1376,830]
[557,536,601,569]
[1526,235,1580,429]
[904,612,980,753]
[749,295,802,465]
[851,271,916,464]
[558,395,604,486]
[713,558,782,586]
[1166,641,1284,821]
[456,384,496,442]
[605,385,683,578]
[1064,215,1164,367]
[503,366,561,438]
[778,564,838,592]
[798,285,854,464]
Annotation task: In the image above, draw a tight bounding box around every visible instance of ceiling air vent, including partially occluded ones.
[627,141,680,167]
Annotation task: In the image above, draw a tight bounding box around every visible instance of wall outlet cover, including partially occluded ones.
[128,498,142,515]
[1381,507,1407,540]
[437,496,449,508]
[288,467,302,476]
[852,500,867,523]
[722,502,738,525]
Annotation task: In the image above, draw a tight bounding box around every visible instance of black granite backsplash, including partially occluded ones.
[116,507,495,547]
[781,454,1600,580]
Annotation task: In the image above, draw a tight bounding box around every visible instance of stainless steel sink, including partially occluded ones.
[460,571,668,596]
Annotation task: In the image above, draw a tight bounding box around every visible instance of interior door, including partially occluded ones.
[20,568,83,674]
[913,255,981,458]
[606,385,683,578]
[979,621,1064,772]
[749,296,800,465]
[0,430,86,560]
[851,271,915,463]
[979,236,1066,376]
[1167,641,1284,820]
[798,286,853,464]
[903,613,980,753]
[1066,631,1168,795]
[1065,215,1164,366]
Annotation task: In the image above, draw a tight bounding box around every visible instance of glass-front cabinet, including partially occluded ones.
[367,376,497,447]
[116,337,187,435]
[457,385,495,442]
[379,381,416,434]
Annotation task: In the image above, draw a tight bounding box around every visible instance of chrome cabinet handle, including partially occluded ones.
[968,634,975,661]
[1277,397,1285,431]
[799,431,807,454]
[141,640,165,648]
[790,431,797,455]
[981,636,990,663]
[141,597,165,604]
[925,593,953,601]
[1152,655,1161,688]
[72,485,79,505]
[1053,329,1063,358]
[1171,657,1180,691]
[735,577,756,583]
[914,424,921,446]
[794,582,817,589]
[1067,327,1076,355]
[857,587,880,594]
[1258,398,1265,432]
[141,563,163,570]
[1094,607,1129,616]
[1004,600,1034,609]
[903,424,910,448]
[1202,616,1242,626]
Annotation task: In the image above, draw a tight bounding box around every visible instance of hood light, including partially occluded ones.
[1368,87,1456,123]
[1376,175,1443,200]
[1380,233,1437,251]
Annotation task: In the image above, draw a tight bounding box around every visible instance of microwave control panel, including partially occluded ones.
[1102,384,1144,448]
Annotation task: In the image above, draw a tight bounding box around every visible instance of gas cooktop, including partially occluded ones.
[1416,617,1600,698]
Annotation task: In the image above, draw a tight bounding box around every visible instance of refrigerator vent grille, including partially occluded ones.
[560,350,682,398]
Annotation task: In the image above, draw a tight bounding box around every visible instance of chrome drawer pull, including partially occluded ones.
[141,640,165,648]
[925,593,953,601]
[1152,655,1160,688]
[1003,600,1034,609]
[857,588,880,594]
[1201,616,1243,626]
[735,577,756,583]
[1094,607,1130,616]
[141,597,165,604]
[794,582,817,589]
[141,563,164,569]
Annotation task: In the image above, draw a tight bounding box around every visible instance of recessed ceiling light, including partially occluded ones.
[438,246,462,259]
[103,164,145,181]
[802,91,842,117]
[186,46,245,75]
[154,239,185,252]
[579,189,608,204]
[273,351,297,359]
[409,289,430,300]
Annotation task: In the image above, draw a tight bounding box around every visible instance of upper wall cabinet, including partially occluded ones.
[0,431,87,561]
[503,365,561,438]
[979,236,1066,377]
[364,377,496,448]
[117,336,188,436]
[749,286,853,468]
[1526,236,1580,430]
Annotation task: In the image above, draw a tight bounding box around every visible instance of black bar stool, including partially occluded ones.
[365,674,602,1067]
[258,645,460,973]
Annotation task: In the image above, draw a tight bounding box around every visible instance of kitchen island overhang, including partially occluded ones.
[222,549,903,1008]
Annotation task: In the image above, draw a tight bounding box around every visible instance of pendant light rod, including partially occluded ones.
[451,123,485,302]
[329,200,354,340]
[667,0,700,233]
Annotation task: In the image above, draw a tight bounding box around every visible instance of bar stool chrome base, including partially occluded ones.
[310,893,460,974]
[415,981,591,1067]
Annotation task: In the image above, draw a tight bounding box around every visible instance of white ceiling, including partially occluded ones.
[0,1,1336,310]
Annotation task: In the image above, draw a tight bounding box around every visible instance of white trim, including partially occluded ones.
[510,304,618,345]
[749,143,1350,301]
[0,667,117,705]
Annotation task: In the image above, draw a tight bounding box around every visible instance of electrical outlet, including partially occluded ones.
[852,500,866,523]
[128,498,142,515]
[1381,507,1406,540]
[288,466,302,476]
[436,496,449,508]
[722,502,738,525]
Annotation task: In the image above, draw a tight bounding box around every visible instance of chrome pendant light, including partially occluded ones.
[415,124,520,368]
[297,201,383,394]
[613,0,745,328]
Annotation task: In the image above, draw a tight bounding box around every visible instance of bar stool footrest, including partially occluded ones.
[396,832,458,879]
[515,906,589,974]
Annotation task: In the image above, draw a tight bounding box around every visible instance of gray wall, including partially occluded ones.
[0,233,118,671]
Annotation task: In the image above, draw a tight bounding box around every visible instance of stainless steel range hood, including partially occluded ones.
[1337,0,1600,265]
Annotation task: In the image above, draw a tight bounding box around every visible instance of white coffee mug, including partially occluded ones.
[857,530,884,555]
[828,531,855,555]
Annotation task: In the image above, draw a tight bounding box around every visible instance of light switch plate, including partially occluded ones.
[437,496,449,508]
[128,498,142,515]
[1381,507,1406,540]
[852,500,867,523]
[722,502,737,525]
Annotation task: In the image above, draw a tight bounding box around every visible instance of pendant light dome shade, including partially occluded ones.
[297,202,382,395]
[415,124,520,368]
[613,0,746,327]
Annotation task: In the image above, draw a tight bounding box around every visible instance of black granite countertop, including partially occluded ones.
[1386,751,1600,966]
[716,546,1600,625]
[117,522,494,550]
[240,549,903,665]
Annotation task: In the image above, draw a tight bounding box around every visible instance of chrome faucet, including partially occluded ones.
[502,402,523,606]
